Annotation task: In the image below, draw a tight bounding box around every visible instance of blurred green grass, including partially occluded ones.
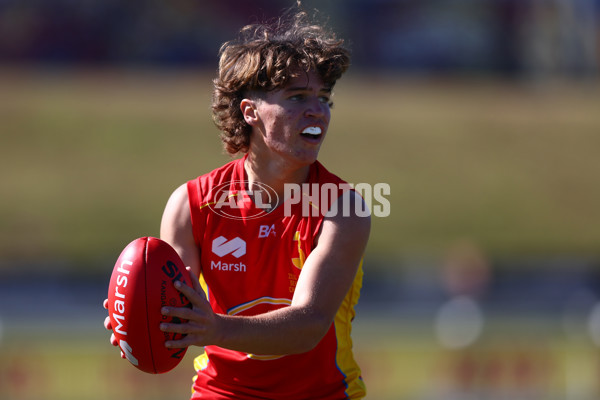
[0,316,582,400]
[1,68,599,270]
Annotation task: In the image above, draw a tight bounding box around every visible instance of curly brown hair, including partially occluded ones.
[212,10,351,155]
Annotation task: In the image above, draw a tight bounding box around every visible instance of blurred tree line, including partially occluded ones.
[0,0,598,78]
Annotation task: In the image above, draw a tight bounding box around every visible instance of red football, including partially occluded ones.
[107,237,191,374]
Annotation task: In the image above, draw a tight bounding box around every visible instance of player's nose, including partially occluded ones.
[304,96,328,119]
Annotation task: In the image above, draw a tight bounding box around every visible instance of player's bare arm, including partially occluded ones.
[159,183,201,277]
[160,189,370,355]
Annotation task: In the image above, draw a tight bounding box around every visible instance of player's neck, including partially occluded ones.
[244,152,310,198]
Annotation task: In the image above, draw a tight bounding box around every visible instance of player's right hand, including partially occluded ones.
[103,298,125,358]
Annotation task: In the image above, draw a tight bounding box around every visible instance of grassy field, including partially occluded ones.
[0,314,595,400]
[2,68,600,271]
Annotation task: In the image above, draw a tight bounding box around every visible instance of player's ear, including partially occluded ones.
[240,99,259,126]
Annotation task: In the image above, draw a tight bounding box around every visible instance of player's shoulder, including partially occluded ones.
[163,183,190,224]
[314,188,370,256]
[169,182,189,203]
[313,161,368,220]
[312,164,371,247]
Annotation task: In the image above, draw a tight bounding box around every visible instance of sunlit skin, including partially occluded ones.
[242,70,333,198]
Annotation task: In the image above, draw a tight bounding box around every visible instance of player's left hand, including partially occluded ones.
[160,267,221,348]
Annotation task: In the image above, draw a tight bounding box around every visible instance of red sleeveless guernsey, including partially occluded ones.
[186,156,365,399]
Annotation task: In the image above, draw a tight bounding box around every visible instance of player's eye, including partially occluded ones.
[319,96,332,106]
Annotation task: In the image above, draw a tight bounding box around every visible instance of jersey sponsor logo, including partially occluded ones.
[212,236,246,258]
[258,224,276,238]
[210,260,247,272]
[211,237,247,273]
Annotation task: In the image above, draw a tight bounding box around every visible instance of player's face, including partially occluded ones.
[249,70,332,166]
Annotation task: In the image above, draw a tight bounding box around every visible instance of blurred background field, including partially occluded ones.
[1,1,600,399]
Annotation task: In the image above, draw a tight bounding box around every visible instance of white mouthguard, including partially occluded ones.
[302,127,322,135]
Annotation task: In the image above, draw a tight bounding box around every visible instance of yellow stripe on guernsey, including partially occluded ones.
[191,351,209,395]
[192,273,212,394]
[199,273,209,298]
[227,296,292,316]
[229,297,293,361]
[335,259,367,399]
[193,353,209,372]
